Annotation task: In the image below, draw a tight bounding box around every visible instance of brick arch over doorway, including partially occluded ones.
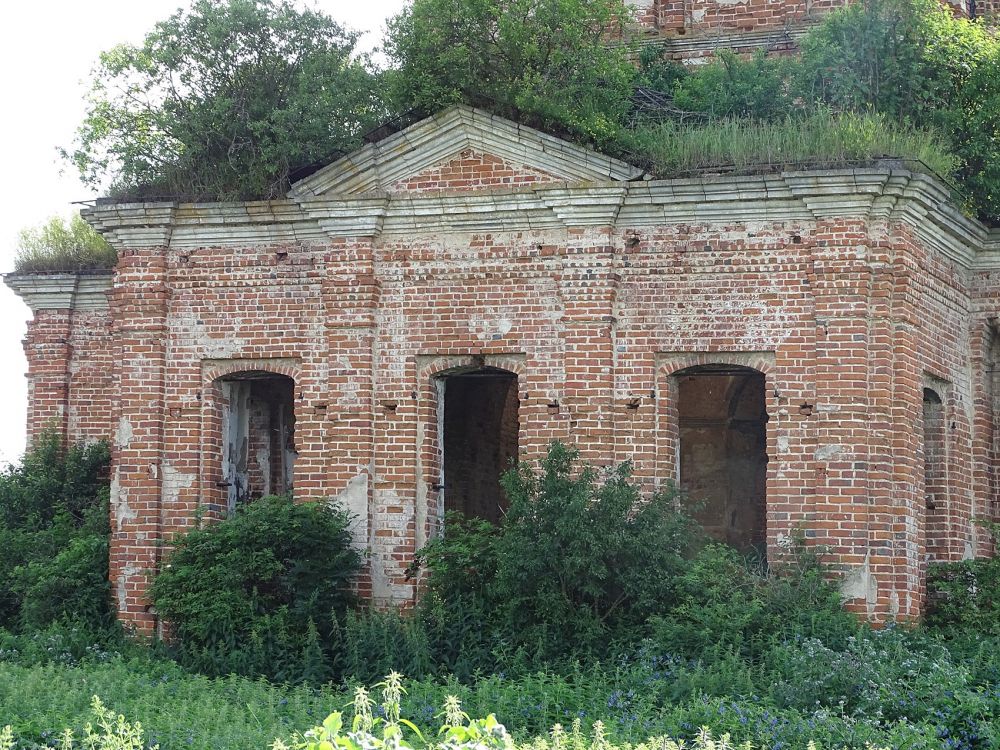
[414,354,527,544]
[198,359,303,521]
[672,363,769,554]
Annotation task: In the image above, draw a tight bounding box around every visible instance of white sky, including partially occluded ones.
[0,0,407,465]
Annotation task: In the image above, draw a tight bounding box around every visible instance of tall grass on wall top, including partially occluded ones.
[13,215,116,274]
[621,109,960,185]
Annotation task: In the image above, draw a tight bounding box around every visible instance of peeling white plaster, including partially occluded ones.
[117,563,141,613]
[162,462,196,505]
[815,444,844,461]
[115,417,134,449]
[334,471,369,546]
[111,474,137,532]
[840,551,878,617]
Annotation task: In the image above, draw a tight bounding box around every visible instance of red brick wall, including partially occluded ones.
[17,165,993,631]
[391,149,559,193]
[22,306,116,446]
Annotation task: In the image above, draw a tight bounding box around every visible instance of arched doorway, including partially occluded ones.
[436,366,519,523]
[216,371,296,509]
[674,364,768,554]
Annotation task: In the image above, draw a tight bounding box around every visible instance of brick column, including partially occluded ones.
[322,238,378,600]
[558,229,617,465]
[7,275,80,443]
[108,246,169,636]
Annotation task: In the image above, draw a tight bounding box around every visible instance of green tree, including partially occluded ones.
[796,0,1000,220]
[63,0,383,201]
[384,0,638,145]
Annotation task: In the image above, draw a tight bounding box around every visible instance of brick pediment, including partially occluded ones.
[388,148,559,194]
[288,105,643,198]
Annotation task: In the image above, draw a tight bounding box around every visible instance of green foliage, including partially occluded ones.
[926,522,1000,636]
[410,443,699,665]
[493,443,697,655]
[340,609,434,684]
[671,50,792,120]
[14,215,116,275]
[64,0,383,201]
[150,495,360,682]
[620,108,958,180]
[384,0,637,145]
[648,543,857,662]
[795,0,947,118]
[0,433,111,631]
[794,0,1000,220]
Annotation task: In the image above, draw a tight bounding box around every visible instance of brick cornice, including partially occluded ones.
[975,229,1000,271]
[4,272,114,312]
[82,168,991,268]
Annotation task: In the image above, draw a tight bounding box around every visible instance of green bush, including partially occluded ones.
[671,50,792,120]
[14,215,116,275]
[493,443,697,658]
[150,495,360,682]
[0,433,111,631]
[926,558,1000,636]
[412,443,699,665]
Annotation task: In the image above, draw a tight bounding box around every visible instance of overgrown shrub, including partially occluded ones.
[411,443,700,665]
[493,444,697,657]
[0,433,112,631]
[926,542,1000,636]
[150,495,360,682]
[14,215,116,275]
[647,543,857,662]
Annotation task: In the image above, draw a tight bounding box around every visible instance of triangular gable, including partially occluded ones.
[389,148,560,193]
[288,105,644,197]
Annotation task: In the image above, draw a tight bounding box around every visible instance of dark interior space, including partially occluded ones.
[220,372,296,509]
[441,368,519,523]
[676,365,768,554]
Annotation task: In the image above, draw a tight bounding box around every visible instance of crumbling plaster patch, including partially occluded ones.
[840,551,879,618]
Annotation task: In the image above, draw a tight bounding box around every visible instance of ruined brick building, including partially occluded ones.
[8,0,1000,633]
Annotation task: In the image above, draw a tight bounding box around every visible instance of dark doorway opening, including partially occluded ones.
[675,365,768,554]
[439,367,519,523]
[219,372,296,510]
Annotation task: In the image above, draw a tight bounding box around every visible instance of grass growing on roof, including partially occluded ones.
[621,109,959,185]
[14,215,116,274]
